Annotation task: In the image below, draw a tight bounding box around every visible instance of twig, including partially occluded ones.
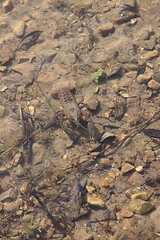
[105,109,160,156]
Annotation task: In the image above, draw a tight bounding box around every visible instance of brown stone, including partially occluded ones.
[128,172,145,185]
[121,163,134,174]
[99,158,111,168]
[129,199,153,214]
[151,161,160,169]
[121,208,134,218]
[3,0,13,12]
[147,80,160,90]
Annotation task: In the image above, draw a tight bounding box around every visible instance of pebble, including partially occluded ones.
[86,186,95,194]
[121,208,134,218]
[135,166,143,173]
[66,139,74,148]
[129,199,153,214]
[12,152,22,167]
[2,0,13,12]
[32,143,44,165]
[3,199,23,212]
[0,166,8,175]
[147,79,160,90]
[86,194,105,207]
[98,22,114,37]
[144,50,159,61]
[121,163,134,174]
[143,149,155,163]
[0,105,5,118]
[83,95,99,111]
[15,164,26,177]
[12,20,25,37]
[99,158,111,168]
[131,192,149,201]
[150,206,160,233]
[128,172,145,185]
[0,188,14,202]
[137,71,153,84]
[0,66,7,72]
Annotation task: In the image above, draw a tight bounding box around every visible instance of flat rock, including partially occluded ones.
[3,199,23,212]
[131,192,149,201]
[12,20,25,37]
[86,194,105,208]
[32,143,45,165]
[0,188,14,202]
[121,163,134,174]
[137,71,153,84]
[129,199,154,214]
[147,79,160,90]
[99,158,111,168]
[99,22,114,37]
[128,172,145,186]
[0,166,8,175]
[83,95,99,110]
[121,208,134,218]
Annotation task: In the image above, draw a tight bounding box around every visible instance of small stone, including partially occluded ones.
[86,186,95,194]
[137,71,153,84]
[147,80,160,90]
[121,163,134,174]
[84,95,99,111]
[0,105,5,118]
[12,20,25,37]
[66,139,73,148]
[100,178,109,187]
[120,93,129,98]
[0,85,8,92]
[3,199,23,212]
[0,166,8,175]
[32,143,44,165]
[131,192,149,201]
[144,50,159,61]
[28,106,35,116]
[0,188,14,202]
[99,22,114,37]
[86,194,105,207]
[129,18,137,25]
[135,166,143,173]
[150,206,160,233]
[12,152,22,167]
[121,208,134,218]
[143,149,155,163]
[99,158,111,168]
[15,164,26,177]
[151,161,160,169]
[0,66,7,72]
[3,0,13,13]
[128,171,145,185]
[129,199,153,214]
[46,228,55,239]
